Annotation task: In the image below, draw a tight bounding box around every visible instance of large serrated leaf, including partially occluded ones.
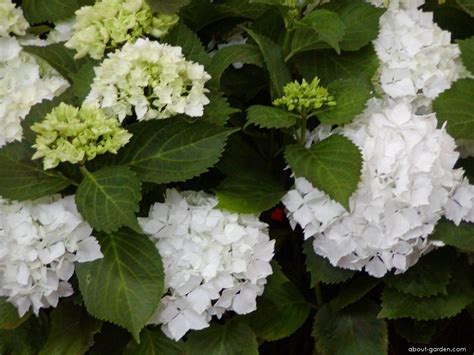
[22,0,80,24]
[185,321,258,355]
[384,248,455,297]
[431,219,474,252]
[393,319,439,345]
[379,271,474,320]
[76,166,142,234]
[246,29,292,99]
[285,135,362,210]
[113,119,237,184]
[313,301,388,355]
[215,171,286,214]
[124,329,185,355]
[162,22,210,66]
[0,317,47,355]
[323,0,384,51]
[294,45,380,85]
[330,276,380,311]
[246,105,299,129]
[239,264,311,341]
[433,78,474,140]
[296,9,346,54]
[208,44,264,87]
[318,79,372,125]
[39,303,101,355]
[0,142,70,201]
[303,240,355,285]
[76,229,164,342]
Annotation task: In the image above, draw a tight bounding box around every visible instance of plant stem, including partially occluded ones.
[299,115,307,145]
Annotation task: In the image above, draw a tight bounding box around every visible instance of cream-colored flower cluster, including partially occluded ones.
[86,38,211,121]
[65,0,178,59]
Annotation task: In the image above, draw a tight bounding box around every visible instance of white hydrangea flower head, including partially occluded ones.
[0,195,103,316]
[0,37,69,147]
[366,0,424,9]
[86,38,211,121]
[139,189,275,340]
[374,5,466,104]
[282,98,472,278]
[0,0,29,37]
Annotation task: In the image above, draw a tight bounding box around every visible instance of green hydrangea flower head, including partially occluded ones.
[0,0,29,37]
[273,77,336,116]
[65,0,178,59]
[31,103,133,170]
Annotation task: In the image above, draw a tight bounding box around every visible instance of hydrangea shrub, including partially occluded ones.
[0,0,473,353]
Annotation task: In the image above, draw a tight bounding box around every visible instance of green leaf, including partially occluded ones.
[162,23,210,66]
[297,9,346,53]
[324,0,384,51]
[146,0,190,14]
[0,142,70,201]
[239,264,311,341]
[23,44,82,80]
[430,219,474,252]
[379,272,474,320]
[458,36,474,74]
[39,303,102,355]
[293,45,379,86]
[125,328,185,355]
[330,276,380,311]
[246,29,292,98]
[70,61,96,104]
[318,79,372,125]
[0,299,30,330]
[393,319,438,345]
[433,78,474,140]
[285,135,362,210]
[22,0,80,24]
[246,105,299,129]
[76,229,164,342]
[0,316,48,355]
[114,119,237,184]
[289,28,332,60]
[457,0,474,16]
[303,240,355,285]
[182,0,267,31]
[208,44,264,87]
[313,301,388,355]
[384,248,456,297]
[76,166,142,234]
[202,91,240,126]
[185,321,258,355]
[215,171,285,214]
